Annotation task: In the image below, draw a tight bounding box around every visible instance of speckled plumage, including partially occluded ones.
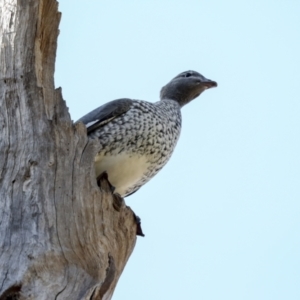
[77,70,217,197]
[91,99,181,196]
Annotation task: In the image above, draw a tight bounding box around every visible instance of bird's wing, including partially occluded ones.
[76,98,133,134]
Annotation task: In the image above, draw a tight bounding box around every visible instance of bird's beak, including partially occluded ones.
[202,79,217,89]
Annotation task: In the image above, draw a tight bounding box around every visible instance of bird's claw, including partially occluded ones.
[97,171,116,193]
[112,193,124,211]
[133,213,145,237]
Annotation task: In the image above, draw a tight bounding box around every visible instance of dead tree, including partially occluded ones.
[0,1,137,299]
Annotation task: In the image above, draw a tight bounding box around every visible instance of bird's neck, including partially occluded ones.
[160,85,196,107]
[161,95,191,108]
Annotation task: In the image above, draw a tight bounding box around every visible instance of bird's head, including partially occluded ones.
[160,70,217,107]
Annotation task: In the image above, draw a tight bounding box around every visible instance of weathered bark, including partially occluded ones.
[0,1,137,299]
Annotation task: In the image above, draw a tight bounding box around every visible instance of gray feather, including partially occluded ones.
[77,98,133,134]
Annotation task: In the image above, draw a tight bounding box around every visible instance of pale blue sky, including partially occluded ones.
[56,1,300,299]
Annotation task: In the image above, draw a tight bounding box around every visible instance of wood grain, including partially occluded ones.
[0,1,137,299]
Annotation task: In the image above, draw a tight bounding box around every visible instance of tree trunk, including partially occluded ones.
[0,1,137,299]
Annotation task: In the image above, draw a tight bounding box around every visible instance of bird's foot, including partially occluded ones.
[133,213,145,237]
[97,172,124,211]
[97,171,115,193]
[112,193,124,212]
[96,171,144,237]
[113,196,144,237]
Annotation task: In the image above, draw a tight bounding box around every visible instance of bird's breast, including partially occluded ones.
[95,153,152,197]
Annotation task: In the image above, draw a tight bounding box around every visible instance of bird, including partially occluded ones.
[77,70,217,198]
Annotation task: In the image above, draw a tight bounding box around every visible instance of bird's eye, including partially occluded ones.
[185,72,192,77]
